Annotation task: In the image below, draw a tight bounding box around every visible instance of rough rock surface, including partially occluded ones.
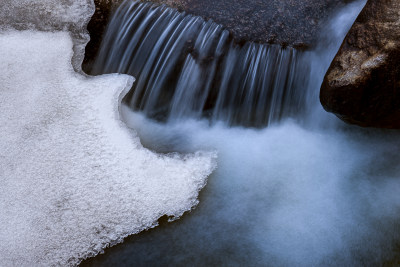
[320,0,400,128]
[144,0,351,47]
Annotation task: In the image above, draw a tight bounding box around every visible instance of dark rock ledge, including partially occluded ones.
[83,0,351,71]
[321,0,400,129]
[141,0,350,48]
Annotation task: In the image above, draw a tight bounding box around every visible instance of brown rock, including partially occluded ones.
[320,0,400,128]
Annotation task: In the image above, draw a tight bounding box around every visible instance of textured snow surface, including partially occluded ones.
[0,31,216,266]
[0,0,94,71]
[0,0,93,32]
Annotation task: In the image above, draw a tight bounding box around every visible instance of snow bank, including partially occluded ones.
[0,31,216,266]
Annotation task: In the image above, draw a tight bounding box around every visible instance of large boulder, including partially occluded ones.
[320,0,400,128]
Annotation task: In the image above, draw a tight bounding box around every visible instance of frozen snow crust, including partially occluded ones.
[0,0,93,32]
[0,31,216,266]
[0,0,95,71]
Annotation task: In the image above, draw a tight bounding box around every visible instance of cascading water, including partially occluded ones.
[92,1,308,127]
[82,0,400,266]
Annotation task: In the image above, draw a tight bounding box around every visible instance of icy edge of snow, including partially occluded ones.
[0,30,217,266]
[0,0,95,72]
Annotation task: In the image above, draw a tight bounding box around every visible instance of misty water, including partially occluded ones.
[83,0,400,266]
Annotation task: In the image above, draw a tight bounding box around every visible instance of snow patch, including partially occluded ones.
[0,31,216,266]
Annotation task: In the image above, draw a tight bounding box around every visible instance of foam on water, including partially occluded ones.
[0,26,215,267]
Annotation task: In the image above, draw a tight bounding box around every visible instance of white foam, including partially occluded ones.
[0,31,216,266]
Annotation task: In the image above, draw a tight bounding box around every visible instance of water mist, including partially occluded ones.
[83,1,400,266]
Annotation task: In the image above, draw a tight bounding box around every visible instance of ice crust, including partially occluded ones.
[0,0,93,31]
[0,31,216,266]
[0,0,95,71]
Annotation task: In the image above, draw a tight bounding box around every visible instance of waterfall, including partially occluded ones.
[92,1,309,127]
[81,1,400,266]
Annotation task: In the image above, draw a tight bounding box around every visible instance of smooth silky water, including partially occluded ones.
[82,1,400,266]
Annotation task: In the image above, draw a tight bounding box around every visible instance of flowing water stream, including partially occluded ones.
[82,1,400,265]
[92,0,310,127]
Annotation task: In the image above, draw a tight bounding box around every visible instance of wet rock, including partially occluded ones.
[320,0,400,128]
[143,0,351,48]
[83,0,123,71]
